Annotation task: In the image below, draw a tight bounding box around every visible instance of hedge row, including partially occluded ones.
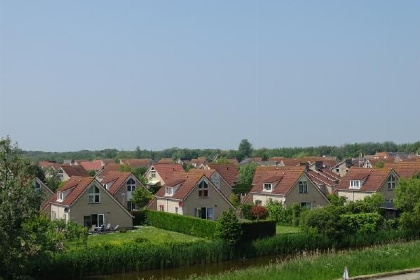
[143,210,218,239]
[240,220,276,241]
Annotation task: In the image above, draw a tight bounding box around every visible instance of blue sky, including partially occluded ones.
[0,1,419,152]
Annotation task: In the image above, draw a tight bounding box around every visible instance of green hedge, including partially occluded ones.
[240,220,276,241]
[144,210,218,239]
[132,210,147,226]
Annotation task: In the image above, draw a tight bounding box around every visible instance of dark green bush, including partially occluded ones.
[240,220,276,242]
[132,210,147,226]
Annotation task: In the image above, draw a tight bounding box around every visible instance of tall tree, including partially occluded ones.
[238,139,253,161]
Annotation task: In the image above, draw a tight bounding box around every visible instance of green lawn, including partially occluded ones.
[71,226,204,250]
[276,224,301,234]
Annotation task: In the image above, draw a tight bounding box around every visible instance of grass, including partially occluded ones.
[68,226,204,251]
[189,240,420,280]
[275,224,301,234]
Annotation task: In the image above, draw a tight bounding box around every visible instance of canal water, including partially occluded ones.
[87,255,282,280]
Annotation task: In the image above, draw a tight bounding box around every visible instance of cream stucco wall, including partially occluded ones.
[284,174,330,208]
[182,178,234,220]
[252,194,285,206]
[156,199,184,215]
[337,190,372,202]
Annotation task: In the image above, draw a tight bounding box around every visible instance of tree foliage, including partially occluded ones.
[395,177,420,231]
[238,139,253,161]
[216,208,242,248]
[0,137,87,278]
[238,162,257,185]
[131,187,153,209]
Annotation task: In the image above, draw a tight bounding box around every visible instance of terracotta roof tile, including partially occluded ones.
[385,162,420,178]
[335,168,396,192]
[78,160,103,171]
[53,176,96,206]
[152,163,186,183]
[250,166,306,195]
[60,165,89,177]
[208,163,238,186]
[98,171,132,195]
[121,158,154,168]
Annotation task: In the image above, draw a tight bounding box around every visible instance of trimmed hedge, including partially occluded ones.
[240,220,276,241]
[144,210,218,239]
[132,210,147,226]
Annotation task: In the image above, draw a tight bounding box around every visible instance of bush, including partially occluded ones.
[341,212,383,234]
[132,210,147,226]
[145,210,217,239]
[240,204,255,220]
[251,205,268,220]
[216,209,242,248]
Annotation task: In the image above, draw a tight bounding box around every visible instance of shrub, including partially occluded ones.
[341,212,383,234]
[251,205,268,220]
[216,209,242,248]
[240,204,254,220]
[240,220,276,242]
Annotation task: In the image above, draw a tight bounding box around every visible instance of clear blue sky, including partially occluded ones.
[1,1,419,152]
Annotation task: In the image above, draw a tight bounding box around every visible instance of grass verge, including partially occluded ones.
[189,240,420,280]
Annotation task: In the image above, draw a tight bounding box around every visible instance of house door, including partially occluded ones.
[89,214,105,227]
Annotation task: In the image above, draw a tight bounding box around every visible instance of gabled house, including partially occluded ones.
[144,163,186,188]
[97,171,149,211]
[58,165,89,182]
[48,176,133,229]
[244,166,329,208]
[335,168,399,208]
[77,160,106,173]
[147,170,236,220]
[120,158,154,169]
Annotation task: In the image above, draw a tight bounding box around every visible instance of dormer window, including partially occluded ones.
[350,180,361,189]
[198,181,209,197]
[165,187,174,196]
[127,178,136,192]
[88,185,100,203]
[388,175,396,190]
[57,191,64,202]
[263,183,272,192]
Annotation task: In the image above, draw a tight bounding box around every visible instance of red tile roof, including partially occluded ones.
[98,171,132,195]
[53,176,95,206]
[250,166,306,195]
[121,158,154,168]
[78,160,103,171]
[385,162,420,179]
[335,168,396,192]
[158,158,174,164]
[208,163,238,186]
[152,163,186,183]
[60,165,89,177]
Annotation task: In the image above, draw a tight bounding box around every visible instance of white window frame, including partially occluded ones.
[150,169,156,179]
[263,183,272,192]
[57,192,64,202]
[387,175,396,190]
[198,181,209,197]
[165,187,174,196]
[300,202,312,209]
[350,180,361,189]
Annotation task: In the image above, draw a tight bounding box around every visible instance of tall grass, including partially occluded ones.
[34,229,418,279]
[189,240,420,280]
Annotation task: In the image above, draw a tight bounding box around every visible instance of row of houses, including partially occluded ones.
[36,153,420,230]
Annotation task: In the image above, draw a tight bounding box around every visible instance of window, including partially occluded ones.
[63,213,67,221]
[150,169,156,179]
[159,205,164,211]
[198,181,209,197]
[165,187,174,196]
[299,181,308,193]
[263,183,272,192]
[57,192,64,202]
[350,180,361,189]
[88,185,100,203]
[127,178,136,192]
[194,207,214,220]
[255,200,262,206]
[300,202,312,209]
[90,214,105,227]
[388,175,396,190]
[52,211,57,220]
[175,207,179,214]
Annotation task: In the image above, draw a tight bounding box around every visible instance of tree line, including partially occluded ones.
[19,140,420,164]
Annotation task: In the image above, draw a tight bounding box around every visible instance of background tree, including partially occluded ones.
[238,162,257,185]
[238,139,253,162]
[395,177,420,231]
[131,187,153,209]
